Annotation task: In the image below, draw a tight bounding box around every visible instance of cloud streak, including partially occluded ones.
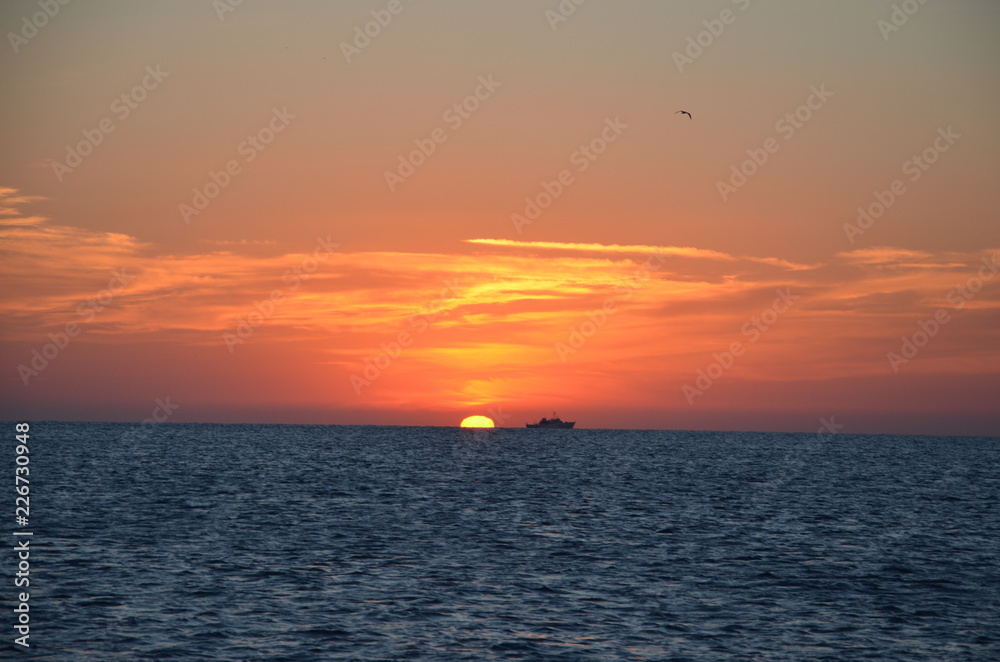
[2,188,998,430]
[464,238,816,270]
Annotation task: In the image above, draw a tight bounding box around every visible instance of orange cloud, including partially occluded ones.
[3,189,998,429]
[464,238,816,270]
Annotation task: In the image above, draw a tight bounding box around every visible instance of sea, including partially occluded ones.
[6,422,999,661]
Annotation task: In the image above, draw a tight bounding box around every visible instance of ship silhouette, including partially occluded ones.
[526,412,575,429]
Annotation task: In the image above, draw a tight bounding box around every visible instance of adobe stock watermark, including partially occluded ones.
[179,107,295,224]
[119,396,180,444]
[351,278,464,394]
[555,251,668,362]
[682,288,799,404]
[7,0,72,54]
[384,75,501,192]
[340,0,416,63]
[887,255,998,373]
[51,65,169,183]
[967,596,1000,648]
[544,0,588,31]
[673,0,753,73]
[512,116,628,234]
[223,236,339,353]
[757,416,845,512]
[816,415,845,441]
[487,406,512,427]
[142,396,179,424]
[717,84,833,202]
[738,413,844,519]
[843,126,959,244]
[462,406,514,429]
[877,0,933,42]
[212,0,243,21]
[16,268,134,385]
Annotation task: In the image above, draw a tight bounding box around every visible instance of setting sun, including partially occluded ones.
[460,415,495,428]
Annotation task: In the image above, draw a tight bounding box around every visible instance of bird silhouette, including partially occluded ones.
[675,110,692,120]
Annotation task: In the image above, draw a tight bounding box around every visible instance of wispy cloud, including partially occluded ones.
[464,238,816,270]
[0,188,48,226]
[3,189,998,422]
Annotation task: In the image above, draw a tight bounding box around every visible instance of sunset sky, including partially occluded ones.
[2,0,998,435]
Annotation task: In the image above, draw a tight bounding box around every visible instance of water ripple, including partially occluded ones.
[16,423,1000,661]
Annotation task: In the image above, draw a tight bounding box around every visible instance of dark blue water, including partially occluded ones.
[7,423,999,660]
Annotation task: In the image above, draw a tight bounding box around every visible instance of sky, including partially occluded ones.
[1,0,998,435]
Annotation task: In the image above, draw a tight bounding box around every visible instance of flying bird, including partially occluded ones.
[675,110,692,120]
